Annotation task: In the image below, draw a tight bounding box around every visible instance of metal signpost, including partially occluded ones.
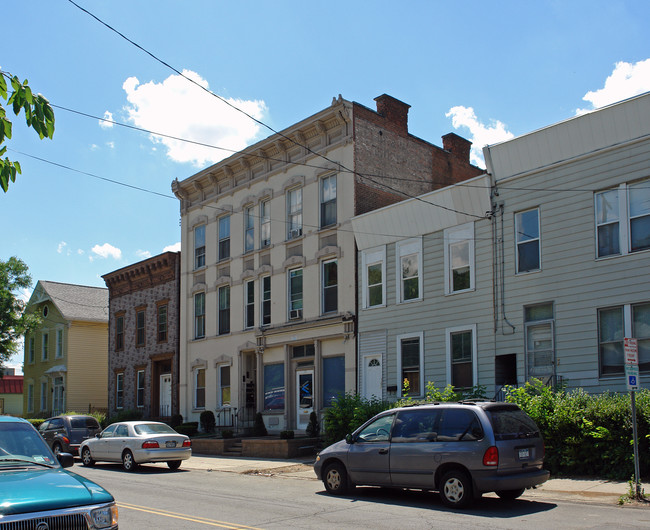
[624,337,641,499]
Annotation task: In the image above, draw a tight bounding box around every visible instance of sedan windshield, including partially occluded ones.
[0,423,57,467]
[134,423,177,435]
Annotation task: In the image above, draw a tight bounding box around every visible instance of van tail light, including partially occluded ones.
[483,446,499,466]
[61,436,70,445]
[182,439,192,448]
[142,440,159,449]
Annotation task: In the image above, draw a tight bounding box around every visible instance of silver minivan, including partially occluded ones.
[314,402,549,508]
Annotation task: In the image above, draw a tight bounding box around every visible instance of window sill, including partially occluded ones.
[515,269,541,276]
[397,298,423,305]
[317,223,340,234]
[363,304,387,310]
[445,288,476,296]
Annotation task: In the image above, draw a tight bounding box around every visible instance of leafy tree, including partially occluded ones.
[0,71,55,192]
[0,257,40,369]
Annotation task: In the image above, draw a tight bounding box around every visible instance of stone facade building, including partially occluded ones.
[102,252,181,419]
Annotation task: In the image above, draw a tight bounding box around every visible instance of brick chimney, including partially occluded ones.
[442,133,472,163]
[374,94,411,135]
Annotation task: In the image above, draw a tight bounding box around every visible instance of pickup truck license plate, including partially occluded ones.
[166,441,177,448]
[518,448,530,459]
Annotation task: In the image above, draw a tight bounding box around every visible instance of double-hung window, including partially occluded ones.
[218,286,230,335]
[194,368,205,409]
[27,383,34,412]
[396,238,422,303]
[245,280,255,329]
[288,269,303,319]
[287,188,302,239]
[115,314,124,351]
[515,208,540,273]
[362,247,385,308]
[260,199,271,247]
[446,325,477,389]
[320,174,337,228]
[444,223,475,293]
[218,215,231,261]
[219,365,231,407]
[116,372,124,409]
[397,332,423,397]
[28,337,35,363]
[261,276,271,326]
[40,381,47,411]
[244,206,255,253]
[599,302,650,376]
[136,308,145,347]
[136,370,145,408]
[322,260,338,314]
[595,180,650,257]
[56,329,63,358]
[194,225,206,269]
[194,292,205,339]
[525,304,555,381]
[42,333,49,361]
[157,303,168,342]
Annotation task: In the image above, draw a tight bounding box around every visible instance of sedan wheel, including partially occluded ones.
[122,449,138,472]
[167,460,182,471]
[439,470,473,509]
[81,447,95,467]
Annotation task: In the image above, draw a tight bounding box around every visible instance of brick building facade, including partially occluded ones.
[102,252,181,419]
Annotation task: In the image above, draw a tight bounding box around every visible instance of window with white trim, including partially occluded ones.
[446,325,477,389]
[218,365,231,407]
[194,224,206,269]
[218,285,230,335]
[361,247,385,309]
[515,208,540,273]
[287,187,302,239]
[595,180,650,258]
[245,280,255,329]
[396,238,422,303]
[40,381,47,411]
[599,302,650,376]
[397,332,423,397]
[244,206,255,253]
[322,259,337,314]
[261,276,271,326]
[260,199,271,247]
[42,333,49,361]
[194,292,205,339]
[525,304,555,381]
[194,368,205,409]
[444,223,475,294]
[320,174,337,228]
[218,215,231,261]
[288,268,303,317]
[55,328,63,358]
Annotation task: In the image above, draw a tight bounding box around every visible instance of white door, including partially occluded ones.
[296,370,313,431]
[160,374,172,416]
[363,355,382,400]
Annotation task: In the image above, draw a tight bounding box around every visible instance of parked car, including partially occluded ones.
[39,414,102,456]
[0,415,118,528]
[314,401,549,508]
[80,421,192,471]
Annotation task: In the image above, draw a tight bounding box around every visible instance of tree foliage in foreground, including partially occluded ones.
[0,257,39,368]
[0,71,55,192]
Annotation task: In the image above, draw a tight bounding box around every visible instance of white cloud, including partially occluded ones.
[90,144,99,151]
[90,243,122,261]
[135,249,152,259]
[577,59,650,115]
[77,249,85,255]
[106,141,115,149]
[57,241,67,254]
[445,106,514,167]
[122,71,267,167]
[99,110,114,129]
[163,242,181,252]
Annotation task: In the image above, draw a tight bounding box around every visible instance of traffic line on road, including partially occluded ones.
[117,502,263,529]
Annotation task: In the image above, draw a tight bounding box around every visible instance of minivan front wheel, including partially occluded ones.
[496,488,525,500]
[323,462,350,495]
[439,470,473,509]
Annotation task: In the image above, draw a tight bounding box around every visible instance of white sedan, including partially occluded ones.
[79,421,191,471]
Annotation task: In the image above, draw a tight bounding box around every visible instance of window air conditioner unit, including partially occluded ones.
[262,238,271,247]
[289,309,303,320]
[289,228,302,239]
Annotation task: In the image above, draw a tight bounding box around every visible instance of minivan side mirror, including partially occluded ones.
[345,434,354,444]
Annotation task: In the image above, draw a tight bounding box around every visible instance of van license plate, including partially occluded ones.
[518,448,530,459]
[166,441,176,448]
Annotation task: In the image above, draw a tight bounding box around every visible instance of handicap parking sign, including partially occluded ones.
[626,364,639,390]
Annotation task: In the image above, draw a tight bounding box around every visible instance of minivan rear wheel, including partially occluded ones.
[496,488,525,500]
[439,470,473,509]
[323,462,350,495]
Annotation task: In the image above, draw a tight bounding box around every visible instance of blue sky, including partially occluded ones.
[2,0,650,370]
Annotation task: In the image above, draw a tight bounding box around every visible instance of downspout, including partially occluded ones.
[499,205,516,334]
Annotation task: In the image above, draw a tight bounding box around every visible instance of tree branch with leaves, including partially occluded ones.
[0,71,55,192]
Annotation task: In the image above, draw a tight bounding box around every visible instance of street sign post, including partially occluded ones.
[624,337,641,499]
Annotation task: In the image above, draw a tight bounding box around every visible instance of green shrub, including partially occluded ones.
[175,422,199,436]
[200,410,216,434]
[170,414,183,428]
[105,409,143,427]
[221,429,234,439]
[280,430,294,439]
[253,412,268,437]
[323,392,390,444]
[306,411,320,438]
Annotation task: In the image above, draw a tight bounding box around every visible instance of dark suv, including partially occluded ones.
[314,402,549,508]
[39,415,102,456]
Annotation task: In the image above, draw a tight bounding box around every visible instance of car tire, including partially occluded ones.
[122,450,138,472]
[439,470,473,509]
[52,442,62,456]
[496,488,525,500]
[323,462,350,495]
[81,447,95,467]
[167,460,182,471]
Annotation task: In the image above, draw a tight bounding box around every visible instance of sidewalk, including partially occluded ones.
[184,453,649,505]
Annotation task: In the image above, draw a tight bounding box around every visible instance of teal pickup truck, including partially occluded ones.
[0,416,118,529]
